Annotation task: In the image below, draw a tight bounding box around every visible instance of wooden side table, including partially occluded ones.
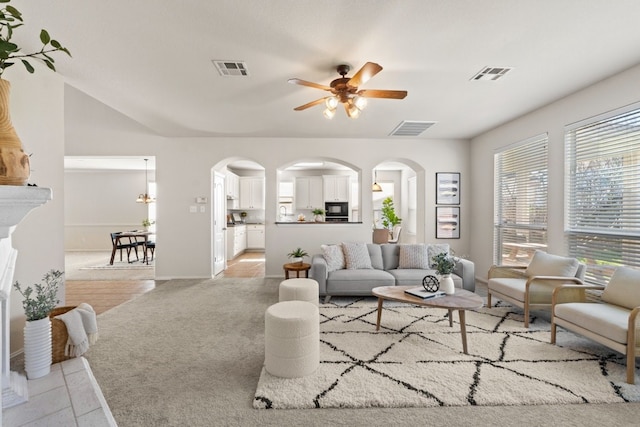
[283,262,311,279]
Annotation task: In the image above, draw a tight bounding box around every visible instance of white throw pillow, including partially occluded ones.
[321,244,345,272]
[601,266,640,310]
[398,244,430,269]
[341,242,373,270]
[427,244,450,268]
[525,251,579,278]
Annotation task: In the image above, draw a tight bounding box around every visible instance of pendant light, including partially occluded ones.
[136,158,155,203]
[372,169,382,192]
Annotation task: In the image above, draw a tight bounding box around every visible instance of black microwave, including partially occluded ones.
[325,201,348,217]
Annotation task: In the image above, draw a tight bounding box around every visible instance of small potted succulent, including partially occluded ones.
[287,247,308,264]
[312,208,325,222]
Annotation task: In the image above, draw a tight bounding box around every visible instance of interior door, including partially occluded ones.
[213,172,226,276]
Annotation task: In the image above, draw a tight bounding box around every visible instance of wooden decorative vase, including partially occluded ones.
[0,79,30,186]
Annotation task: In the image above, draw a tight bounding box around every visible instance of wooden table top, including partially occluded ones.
[283,262,311,271]
[372,286,484,310]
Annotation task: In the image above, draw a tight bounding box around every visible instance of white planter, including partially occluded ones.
[290,257,303,264]
[439,274,455,295]
[24,317,52,379]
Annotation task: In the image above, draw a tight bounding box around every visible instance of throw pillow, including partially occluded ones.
[601,266,640,310]
[341,242,373,270]
[321,244,345,272]
[398,244,430,269]
[525,251,579,278]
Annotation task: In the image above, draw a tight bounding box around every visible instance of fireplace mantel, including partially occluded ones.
[0,185,52,409]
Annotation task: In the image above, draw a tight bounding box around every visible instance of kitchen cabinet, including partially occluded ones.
[246,224,265,249]
[226,224,246,259]
[239,177,265,209]
[226,171,239,200]
[295,176,323,210]
[323,175,350,202]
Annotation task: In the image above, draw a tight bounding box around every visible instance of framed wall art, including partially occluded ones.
[436,172,460,205]
[436,206,460,239]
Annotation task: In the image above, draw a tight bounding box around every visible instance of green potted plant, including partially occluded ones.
[287,247,308,264]
[142,218,155,231]
[430,252,458,295]
[380,196,402,238]
[312,208,325,222]
[13,269,64,379]
[0,0,71,186]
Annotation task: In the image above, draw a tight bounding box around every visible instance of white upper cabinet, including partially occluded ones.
[226,171,239,200]
[239,177,265,209]
[295,176,323,209]
[323,175,350,202]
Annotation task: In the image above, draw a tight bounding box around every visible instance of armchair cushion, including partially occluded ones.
[601,266,640,310]
[525,250,579,278]
[554,302,632,345]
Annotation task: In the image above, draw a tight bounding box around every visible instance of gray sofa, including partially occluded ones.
[310,243,475,302]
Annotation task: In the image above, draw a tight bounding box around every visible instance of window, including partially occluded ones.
[565,105,640,285]
[494,134,548,265]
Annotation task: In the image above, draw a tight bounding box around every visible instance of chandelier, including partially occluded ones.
[372,169,382,192]
[136,158,155,204]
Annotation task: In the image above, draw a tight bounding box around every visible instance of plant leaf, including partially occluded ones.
[50,39,61,49]
[5,5,22,20]
[44,59,55,71]
[39,29,50,44]
[21,59,34,73]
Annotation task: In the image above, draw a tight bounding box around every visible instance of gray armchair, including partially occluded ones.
[487,250,586,328]
[551,266,640,384]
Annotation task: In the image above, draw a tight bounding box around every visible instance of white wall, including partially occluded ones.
[7,70,65,353]
[64,86,472,279]
[469,63,640,280]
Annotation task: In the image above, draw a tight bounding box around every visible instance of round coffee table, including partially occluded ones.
[372,286,484,354]
[283,262,311,279]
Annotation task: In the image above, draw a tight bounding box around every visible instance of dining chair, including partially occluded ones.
[109,232,139,264]
[145,241,155,262]
[388,225,402,244]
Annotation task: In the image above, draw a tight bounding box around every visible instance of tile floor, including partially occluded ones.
[3,357,116,426]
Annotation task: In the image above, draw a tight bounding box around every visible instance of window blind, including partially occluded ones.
[565,105,640,285]
[493,134,548,265]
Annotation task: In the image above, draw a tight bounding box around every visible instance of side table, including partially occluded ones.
[283,262,311,279]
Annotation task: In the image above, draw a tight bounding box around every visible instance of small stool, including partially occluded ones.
[264,301,319,378]
[283,262,311,279]
[279,278,319,306]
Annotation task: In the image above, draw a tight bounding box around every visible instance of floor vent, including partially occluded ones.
[470,66,513,81]
[212,60,250,77]
[389,121,437,136]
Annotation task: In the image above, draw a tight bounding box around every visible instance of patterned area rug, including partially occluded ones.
[254,298,640,409]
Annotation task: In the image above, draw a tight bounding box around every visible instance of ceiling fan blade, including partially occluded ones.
[347,62,383,88]
[293,98,326,111]
[358,89,408,99]
[288,78,332,91]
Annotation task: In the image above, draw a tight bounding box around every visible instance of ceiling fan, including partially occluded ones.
[288,62,408,119]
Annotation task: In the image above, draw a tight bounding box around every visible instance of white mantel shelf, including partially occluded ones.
[0,186,52,239]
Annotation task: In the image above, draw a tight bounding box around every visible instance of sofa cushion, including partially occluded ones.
[398,244,430,269]
[321,244,345,273]
[602,266,640,310]
[326,269,395,294]
[387,268,462,288]
[342,242,373,270]
[367,244,384,270]
[381,244,400,270]
[525,251,579,278]
[428,244,450,267]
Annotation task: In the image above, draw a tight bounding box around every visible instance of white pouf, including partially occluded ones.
[264,300,319,378]
[279,278,319,306]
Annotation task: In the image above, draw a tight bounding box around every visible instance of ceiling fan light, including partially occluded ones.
[353,95,367,110]
[325,96,339,109]
[347,103,360,119]
[323,108,336,119]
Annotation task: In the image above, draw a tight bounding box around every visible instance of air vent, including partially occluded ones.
[212,60,250,77]
[470,66,513,81]
[389,121,437,136]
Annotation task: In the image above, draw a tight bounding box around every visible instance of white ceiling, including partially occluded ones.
[17,0,640,142]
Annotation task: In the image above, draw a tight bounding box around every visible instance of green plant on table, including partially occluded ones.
[142,218,155,227]
[287,247,308,259]
[13,270,64,321]
[0,0,72,78]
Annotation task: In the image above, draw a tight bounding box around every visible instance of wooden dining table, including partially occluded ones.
[110,231,153,265]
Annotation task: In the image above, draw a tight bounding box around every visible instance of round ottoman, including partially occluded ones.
[264,300,319,378]
[279,278,319,306]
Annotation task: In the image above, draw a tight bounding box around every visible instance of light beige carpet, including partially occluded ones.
[255,300,640,409]
[85,278,640,426]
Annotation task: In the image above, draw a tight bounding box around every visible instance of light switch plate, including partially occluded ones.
[189,206,197,213]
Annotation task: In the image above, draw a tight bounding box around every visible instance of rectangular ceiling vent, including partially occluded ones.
[389,121,437,136]
[212,60,249,77]
[471,66,513,81]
